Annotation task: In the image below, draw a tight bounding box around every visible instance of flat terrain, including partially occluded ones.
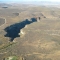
[0,3,60,60]
[0,18,5,26]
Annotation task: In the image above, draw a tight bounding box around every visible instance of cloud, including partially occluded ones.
[0,0,60,3]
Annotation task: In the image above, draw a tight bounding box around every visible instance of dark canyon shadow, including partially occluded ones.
[4,18,37,42]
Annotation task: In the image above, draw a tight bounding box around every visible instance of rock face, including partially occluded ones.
[20,30,25,35]
[37,17,40,22]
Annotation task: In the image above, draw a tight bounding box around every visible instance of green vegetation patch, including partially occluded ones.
[5,56,18,60]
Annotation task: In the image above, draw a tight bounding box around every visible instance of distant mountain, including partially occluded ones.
[16,1,60,5]
[0,1,60,5]
[0,3,12,7]
[27,1,60,5]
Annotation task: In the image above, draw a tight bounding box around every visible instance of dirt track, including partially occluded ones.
[0,18,6,27]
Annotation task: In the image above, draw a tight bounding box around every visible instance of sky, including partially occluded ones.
[0,0,60,3]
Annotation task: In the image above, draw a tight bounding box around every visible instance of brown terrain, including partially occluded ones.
[0,3,60,60]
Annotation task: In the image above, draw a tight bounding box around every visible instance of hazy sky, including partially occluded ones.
[0,0,60,3]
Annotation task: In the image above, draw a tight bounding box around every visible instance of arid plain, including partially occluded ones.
[0,3,60,60]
